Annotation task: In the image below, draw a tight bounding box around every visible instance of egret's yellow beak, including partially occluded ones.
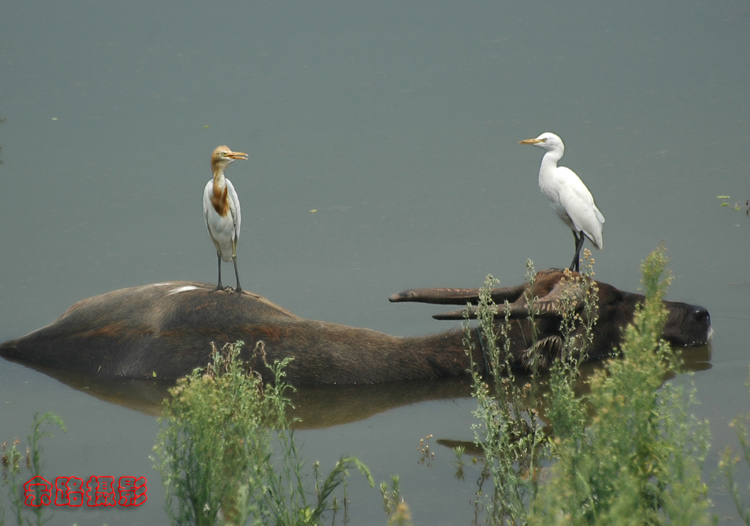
[519,138,546,145]
[227,151,249,161]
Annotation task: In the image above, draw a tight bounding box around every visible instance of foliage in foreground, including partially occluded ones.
[153,341,373,526]
[1,412,66,526]
[463,254,600,524]
[463,260,553,522]
[529,247,712,524]
[464,247,713,524]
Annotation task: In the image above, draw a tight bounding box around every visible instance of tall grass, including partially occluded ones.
[463,255,599,524]
[153,341,372,526]
[530,247,711,525]
[463,261,548,524]
[464,247,713,524]
[1,412,65,526]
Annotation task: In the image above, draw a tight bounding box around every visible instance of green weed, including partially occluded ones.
[461,247,713,524]
[463,260,553,524]
[153,340,372,526]
[1,412,65,526]
[529,247,712,525]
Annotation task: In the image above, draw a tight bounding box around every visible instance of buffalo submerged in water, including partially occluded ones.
[0,270,711,385]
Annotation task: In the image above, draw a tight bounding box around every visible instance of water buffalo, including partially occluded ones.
[389,269,711,369]
[0,271,711,385]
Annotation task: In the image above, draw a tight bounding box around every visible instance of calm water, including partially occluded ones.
[1,1,749,524]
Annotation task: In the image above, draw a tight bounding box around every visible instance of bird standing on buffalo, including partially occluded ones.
[203,145,248,292]
[519,132,605,272]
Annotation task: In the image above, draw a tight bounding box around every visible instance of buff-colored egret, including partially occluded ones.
[203,145,248,292]
[519,132,604,272]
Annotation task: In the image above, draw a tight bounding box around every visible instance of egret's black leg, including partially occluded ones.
[215,253,224,291]
[231,238,242,294]
[569,231,585,272]
[232,255,242,294]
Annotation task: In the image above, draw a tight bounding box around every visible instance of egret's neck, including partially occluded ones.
[211,168,229,215]
[539,150,562,183]
[212,166,227,183]
[212,168,227,191]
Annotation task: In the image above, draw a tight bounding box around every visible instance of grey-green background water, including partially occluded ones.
[1,1,748,523]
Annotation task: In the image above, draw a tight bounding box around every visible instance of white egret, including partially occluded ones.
[519,132,604,272]
[203,145,248,292]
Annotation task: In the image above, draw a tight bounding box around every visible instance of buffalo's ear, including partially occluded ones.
[432,279,586,320]
[532,280,586,316]
[393,270,589,321]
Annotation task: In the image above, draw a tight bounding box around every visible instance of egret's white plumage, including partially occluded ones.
[203,145,248,292]
[519,132,604,272]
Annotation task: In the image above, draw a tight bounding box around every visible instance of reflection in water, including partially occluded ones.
[287,376,474,429]
[7,343,711,430]
[435,344,712,461]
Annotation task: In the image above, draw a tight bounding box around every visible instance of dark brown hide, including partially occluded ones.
[0,272,711,384]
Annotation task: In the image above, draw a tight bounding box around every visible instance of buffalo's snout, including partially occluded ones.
[692,306,711,327]
[691,306,711,329]
[667,303,712,347]
[690,305,712,343]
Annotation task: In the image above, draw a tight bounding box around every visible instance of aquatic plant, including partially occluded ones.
[463,260,553,524]
[153,341,372,526]
[1,412,65,526]
[529,247,712,524]
[460,247,713,524]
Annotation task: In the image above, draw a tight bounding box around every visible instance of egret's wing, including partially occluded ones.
[557,167,604,249]
[226,178,241,241]
[594,205,605,224]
